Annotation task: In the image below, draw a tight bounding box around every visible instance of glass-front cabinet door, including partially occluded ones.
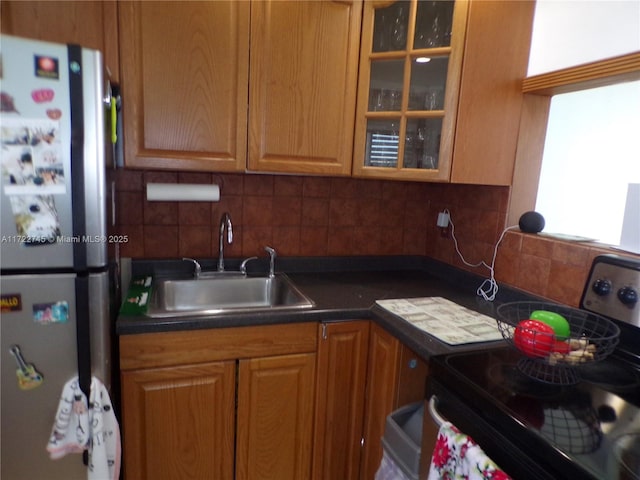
[353,0,468,181]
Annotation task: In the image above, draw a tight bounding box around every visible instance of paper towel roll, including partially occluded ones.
[146,183,220,202]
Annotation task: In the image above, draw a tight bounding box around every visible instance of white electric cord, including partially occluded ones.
[445,209,518,301]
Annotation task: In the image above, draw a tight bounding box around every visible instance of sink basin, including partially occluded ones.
[146,273,314,317]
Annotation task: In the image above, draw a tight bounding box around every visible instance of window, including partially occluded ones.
[521,0,640,248]
[367,131,400,167]
[535,81,640,244]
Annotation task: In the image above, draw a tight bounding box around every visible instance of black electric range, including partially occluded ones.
[428,255,640,480]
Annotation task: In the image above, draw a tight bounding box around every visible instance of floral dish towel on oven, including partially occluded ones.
[428,421,511,480]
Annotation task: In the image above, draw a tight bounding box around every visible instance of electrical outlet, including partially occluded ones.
[436,211,450,227]
[437,211,451,238]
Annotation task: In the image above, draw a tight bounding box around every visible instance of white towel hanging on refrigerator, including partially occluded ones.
[46,376,121,480]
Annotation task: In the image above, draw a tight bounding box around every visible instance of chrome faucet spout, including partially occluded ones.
[182,257,201,279]
[217,212,233,272]
[240,256,258,275]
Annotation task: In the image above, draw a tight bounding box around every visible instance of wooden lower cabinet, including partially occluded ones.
[119,323,317,480]
[360,323,402,480]
[236,353,316,480]
[120,361,236,480]
[314,321,432,480]
[360,323,432,480]
[313,321,370,480]
[120,321,434,480]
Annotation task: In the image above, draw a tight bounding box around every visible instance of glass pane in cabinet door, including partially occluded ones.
[404,118,442,169]
[372,1,411,52]
[365,119,401,168]
[369,59,405,111]
[414,0,455,49]
[408,56,449,110]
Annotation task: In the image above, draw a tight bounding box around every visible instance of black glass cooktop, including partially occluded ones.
[433,348,640,480]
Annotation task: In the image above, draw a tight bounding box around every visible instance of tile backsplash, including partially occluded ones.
[113,170,638,307]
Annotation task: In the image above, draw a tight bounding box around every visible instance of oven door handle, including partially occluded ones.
[428,395,449,428]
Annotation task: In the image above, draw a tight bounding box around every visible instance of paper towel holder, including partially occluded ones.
[146,183,220,202]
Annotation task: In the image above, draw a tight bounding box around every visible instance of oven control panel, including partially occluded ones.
[581,254,640,327]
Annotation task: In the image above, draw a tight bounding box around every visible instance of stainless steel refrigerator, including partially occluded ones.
[1,34,113,479]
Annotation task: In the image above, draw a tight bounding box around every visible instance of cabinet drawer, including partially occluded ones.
[120,322,318,370]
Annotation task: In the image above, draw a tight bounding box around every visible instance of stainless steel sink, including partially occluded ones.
[146,273,314,317]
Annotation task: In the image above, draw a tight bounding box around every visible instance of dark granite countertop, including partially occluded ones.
[117,256,541,360]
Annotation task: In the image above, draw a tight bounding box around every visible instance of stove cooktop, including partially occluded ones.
[434,347,640,480]
[430,254,640,479]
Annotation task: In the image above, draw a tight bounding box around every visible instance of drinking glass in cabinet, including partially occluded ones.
[408,56,449,111]
[369,59,405,111]
[369,89,403,112]
[365,119,400,168]
[372,1,411,52]
[404,118,442,169]
[414,0,455,49]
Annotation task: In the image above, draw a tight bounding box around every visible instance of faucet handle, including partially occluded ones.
[182,257,201,279]
[264,246,276,278]
[240,256,258,275]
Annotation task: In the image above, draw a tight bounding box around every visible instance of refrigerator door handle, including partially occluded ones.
[68,44,88,272]
[75,274,92,402]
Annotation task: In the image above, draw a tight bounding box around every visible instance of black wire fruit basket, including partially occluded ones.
[496,302,620,385]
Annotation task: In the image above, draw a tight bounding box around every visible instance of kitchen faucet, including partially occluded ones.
[217,212,233,272]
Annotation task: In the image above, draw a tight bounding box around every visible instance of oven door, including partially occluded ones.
[428,366,597,480]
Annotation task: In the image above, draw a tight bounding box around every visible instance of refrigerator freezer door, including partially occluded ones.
[0,35,107,270]
[80,47,108,269]
[0,272,111,479]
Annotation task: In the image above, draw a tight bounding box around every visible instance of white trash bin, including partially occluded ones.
[375,402,424,480]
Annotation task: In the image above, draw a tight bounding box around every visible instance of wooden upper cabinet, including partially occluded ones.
[248,0,362,176]
[1,1,120,82]
[118,1,249,171]
[353,0,535,185]
[450,0,535,184]
[353,0,468,182]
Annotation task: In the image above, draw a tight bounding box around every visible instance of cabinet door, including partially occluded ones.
[248,0,362,175]
[121,361,236,480]
[236,353,316,480]
[118,1,249,171]
[353,0,468,182]
[449,0,535,184]
[313,321,370,480]
[359,323,402,480]
[360,326,432,480]
[396,342,429,407]
[354,0,534,185]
